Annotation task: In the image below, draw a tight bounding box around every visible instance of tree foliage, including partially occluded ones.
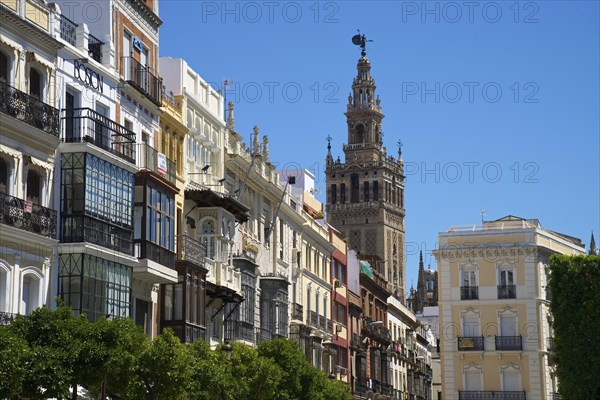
[2,306,351,400]
[549,254,600,400]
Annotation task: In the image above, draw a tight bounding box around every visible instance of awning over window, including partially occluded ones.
[360,260,374,279]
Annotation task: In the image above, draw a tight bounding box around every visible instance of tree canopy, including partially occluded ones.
[549,254,600,400]
[0,305,351,400]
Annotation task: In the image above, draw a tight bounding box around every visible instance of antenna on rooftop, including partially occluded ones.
[480,209,487,224]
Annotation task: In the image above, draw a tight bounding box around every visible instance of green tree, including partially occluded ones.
[549,254,600,400]
[258,338,351,400]
[0,326,31,398]
[126,328,192,400]
[7,305,84,399]
[187,339,230,400]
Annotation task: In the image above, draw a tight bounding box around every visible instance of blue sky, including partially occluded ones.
[159,1,600,293]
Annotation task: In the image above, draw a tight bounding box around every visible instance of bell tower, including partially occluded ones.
[325,36,406,301]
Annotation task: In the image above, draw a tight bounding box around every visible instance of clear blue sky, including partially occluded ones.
[159,1,600,293]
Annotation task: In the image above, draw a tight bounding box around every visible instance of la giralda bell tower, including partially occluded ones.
[325,35,406,302]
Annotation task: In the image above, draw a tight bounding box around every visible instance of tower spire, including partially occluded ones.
[590,232,597,255]
[326,135,333,166]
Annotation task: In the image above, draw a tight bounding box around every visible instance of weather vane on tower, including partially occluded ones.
[352,30,373,57]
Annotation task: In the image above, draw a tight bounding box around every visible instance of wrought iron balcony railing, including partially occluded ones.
[88,34,103,63]
[458,336,485,351]
[498,284,517,299]
[176,235,206,269]
[225,320,256,343]
[137,142,176,185]
[61,108,136,164]
[59,14,77,46]
[309,310,319,328]
[495,335,522,351]
[1,192,57,238]
[458,391,526,400]
[122,56,162,106]
[1,80,60,137]
[461,285,479,300]
[547,337,555,352]
[61,215,133,255]
[0,311,16,325]
[291,302,303,321]
[551,393,563,400]
[255,327,273,344]
[136,239,175,268]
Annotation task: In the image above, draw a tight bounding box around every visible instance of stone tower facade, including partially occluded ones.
[325,47,406,301]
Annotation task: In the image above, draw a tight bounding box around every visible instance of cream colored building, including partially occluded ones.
[435,216,585,400]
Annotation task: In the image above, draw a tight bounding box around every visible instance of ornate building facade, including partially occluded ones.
[326,39,405,400]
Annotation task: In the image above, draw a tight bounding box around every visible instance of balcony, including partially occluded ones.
[458,391,526,400]
[547,337,555,352]
[135,239,175,268]
[350,333,363,350]
[0,80,59,137]
[137,143,176,185]
[61,215,133,255]
[495,335,522,351]
[362,317,392,343]
[225,320,255,343]
[122,56,162,106]
[309,310,319,328]
[61,108,136,164]
[291,302,303,321]
[461,285,479,300]
[255,327,273,344]
[551,393,563,400]
[176,235,206,270]
[0,311,16,325]
[498,285,517,299]
[59,14,77,45]
[1,192,57,239]
[88,34,103,63]
[458,336,485,351]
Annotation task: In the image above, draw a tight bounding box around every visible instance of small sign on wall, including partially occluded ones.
[133,36,143,52]
[157,152,167,177]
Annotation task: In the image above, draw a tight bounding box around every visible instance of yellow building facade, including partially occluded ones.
[435,216,585,400]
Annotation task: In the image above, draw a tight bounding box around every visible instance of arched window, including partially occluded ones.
[0,51,8,83]
[373,181,379,201]
[0,261,11,312]
[355,124,365,144]
[363,181,369,202]
[201,219,216,259]
[340,183,346,203]
[21,271,41,315]
[29,68,42,99]
[330,184,337,204]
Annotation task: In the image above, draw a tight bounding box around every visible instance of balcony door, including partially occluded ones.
[462,270,476,288]
[64,89,78,142]
[500,315,517,337]
[140,47,149,92]
[502,368,521,391]
[464,369,482,391]
[499,269,514,287]
[94,103,109,149]
[463,316,480,337]
[123,31,132,76]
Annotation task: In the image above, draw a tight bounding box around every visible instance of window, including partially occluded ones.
[0,51,8,83]
[26,170,41,205]
[350,174,359,203]
[58,253,132,321]
[372,181,379,201]
[364,181,369,202]
[163,283,183,321]
[501,366,522,390]
[498,265,516,299]
[201,219,217,259]
[29,68,42,99]
[0,158,9,194]
[330,184,337,204]
[464,367,482,390]
[463,315,480,337]
[143,185,175,251]
[356,124,365,144]
[333,259,346,283]
[21,274,40,315]
[340,183,346,203]
[461,268,478,300]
